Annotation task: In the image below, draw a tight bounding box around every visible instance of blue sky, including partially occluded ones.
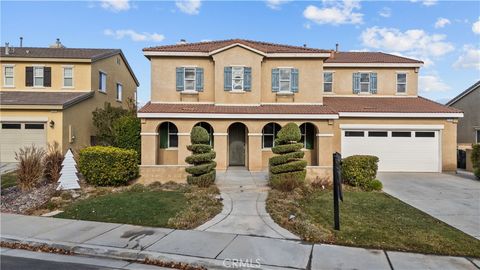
[2,0,479,105]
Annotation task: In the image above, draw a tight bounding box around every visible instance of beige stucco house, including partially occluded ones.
[0,43,139,162]
[138,39,463,183]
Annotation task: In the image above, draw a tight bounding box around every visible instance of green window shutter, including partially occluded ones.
[224,67,232,91]
[195,67,204,92]
[370,73,377,94]
[159,123,168,148]
[244,67,251,91]
[176,67,184,91]
[272,68,279,92]
[353,73,360,94]
[291,68,299,92]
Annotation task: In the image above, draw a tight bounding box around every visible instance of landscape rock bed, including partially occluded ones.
[0,182,56,214]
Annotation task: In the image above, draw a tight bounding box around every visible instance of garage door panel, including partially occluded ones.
[1,123,46,163]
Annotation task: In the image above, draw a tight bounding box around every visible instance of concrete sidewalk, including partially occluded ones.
[1,214,479,270]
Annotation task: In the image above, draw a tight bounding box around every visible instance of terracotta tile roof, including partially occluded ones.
[143,39,330,54]
[0,91,94,109]
[325,52,423,64]
[324,96,462,113]
[138,103,337,115]
[1,47,121,60]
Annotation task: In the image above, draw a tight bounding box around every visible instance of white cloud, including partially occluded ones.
[419,75,451,92]
[472,18,480,34]
[266,0,290,10]
[175,0,201,15]
[360,26,454,66]
[410,0,438,6]
[303,0,363,25]
[100,0,130,12]
[378,7,391,18]
[453,45,480,70]
[434,18,451,29]
[104,29,165,42]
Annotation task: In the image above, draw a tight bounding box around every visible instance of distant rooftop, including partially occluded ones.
[325,52,423,64]
[0,47,121,61]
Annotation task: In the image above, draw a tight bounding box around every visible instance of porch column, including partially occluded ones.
[141,133,158,165]
[248,133,263,171]
[177,133,190,165]
[214,133,228,171]
[317,134,334,168]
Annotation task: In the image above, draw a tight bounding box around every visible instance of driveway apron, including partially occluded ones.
[195,167,299,239]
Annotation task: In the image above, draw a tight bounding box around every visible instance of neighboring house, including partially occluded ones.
[138,39,462,182]
[446,80,480,171]
[0,42,139,162]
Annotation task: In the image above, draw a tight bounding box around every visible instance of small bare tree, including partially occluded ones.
[15,145,45,191]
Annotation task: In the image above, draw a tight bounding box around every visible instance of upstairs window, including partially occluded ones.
[323,72,333,92]
[272,68,299,93]
[232,66,244,91]
[63,67,73,87]
[279,68,291,92]
[353,72,377,94]
[34,67,44,87]
[116,83,122,101]
[176,67,204,92]
[3,65,14,87]
[25,66,50,87]
[397,73,407,93]
[224,66,251,91]
[99,71,107,92]
[360,73,370,93]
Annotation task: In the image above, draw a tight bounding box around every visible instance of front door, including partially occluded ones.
[229,123,246,166]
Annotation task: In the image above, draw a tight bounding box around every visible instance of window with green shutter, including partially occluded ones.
[159,122,178,148]
[300,123,315,150]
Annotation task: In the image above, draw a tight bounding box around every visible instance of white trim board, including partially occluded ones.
[137,113,339,120]
[0,116,48,122]
[323,63,423,68]
[338,112,463,118]
[339,124,445,130]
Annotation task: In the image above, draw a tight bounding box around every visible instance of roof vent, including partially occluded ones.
[177,39,187,45]
[335,43,339,52]
[20,37,23,48]
[50,38,65,48]
[4,42,9,55]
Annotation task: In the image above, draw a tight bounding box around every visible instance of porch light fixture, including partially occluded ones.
[49,120,55,128]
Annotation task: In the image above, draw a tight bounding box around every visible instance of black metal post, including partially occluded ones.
[333,152,342,230]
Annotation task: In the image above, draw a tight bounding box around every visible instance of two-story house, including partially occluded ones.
[137,39,462,182]
[0,42,139,162]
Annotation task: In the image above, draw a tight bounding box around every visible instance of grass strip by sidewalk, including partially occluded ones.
[268,188,480,257]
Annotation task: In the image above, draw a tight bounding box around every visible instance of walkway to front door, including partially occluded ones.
[195,167,299,239]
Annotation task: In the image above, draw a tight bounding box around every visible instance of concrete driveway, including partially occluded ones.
[378,172,480,239]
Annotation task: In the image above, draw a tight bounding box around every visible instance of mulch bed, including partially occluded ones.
[1,182,56,214]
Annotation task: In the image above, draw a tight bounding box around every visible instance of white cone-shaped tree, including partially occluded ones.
[57,149,80,190]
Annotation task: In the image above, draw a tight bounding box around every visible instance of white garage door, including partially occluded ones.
[342,130,440,172]
[0,122,47,163]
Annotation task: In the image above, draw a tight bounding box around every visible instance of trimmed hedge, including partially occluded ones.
[78,146,138,186]
[112,115,141,160]
[342,155,379,191]
[269,123,306,191]
[472,144,480,179]
[185,126,216,187]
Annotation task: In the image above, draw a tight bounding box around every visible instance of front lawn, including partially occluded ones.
[1,171,17,189]
[267,187,480,257]
[55,183,222,229]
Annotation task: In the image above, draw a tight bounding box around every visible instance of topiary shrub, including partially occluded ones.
[472,144,480,179]
[78,146,138,186]
[185,126,216,187]
[269,123,307,191]
[342,155,379,191]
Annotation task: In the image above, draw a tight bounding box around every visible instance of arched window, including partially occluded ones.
[194,122,214,146]
[299,123,315,150]
[159,122,178,148]
[262,123,281,148]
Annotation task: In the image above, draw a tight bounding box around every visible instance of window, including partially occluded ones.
[116,83,122,101]
[262,123,281,148]
[159,122,178,148]
[392,131,411,137]
[99,72,107,92]
[232,66,244,91]
[3,65,14,87]
[415,131,435,137]
[345,131,364,137]
[34,67,44,87]
[25,123,44,129]
[195,122,214,146]
[360,73,370,92]
[397,73,407,93]
[63,67,73,87]
[323,72,333,92]
[368,131,388,137]
[476,130,480,143]
[184,68,196,91]
[279,68,291,92]
[300,123,315,149]
[1,123,21,129]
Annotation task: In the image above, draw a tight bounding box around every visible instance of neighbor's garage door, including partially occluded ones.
[0,122,47,162]
[342,130,440,172]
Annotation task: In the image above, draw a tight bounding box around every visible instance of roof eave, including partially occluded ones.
[446,80,480,106]
[324,63,423,68]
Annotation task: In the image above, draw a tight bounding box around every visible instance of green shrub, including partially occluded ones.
[15,145,45,191]
[366,179,383,191]
[342,155,379,191]
[185,127,216,187]
[78,146,138,186]
[269,123,306,191]
[92,102,132,145]
[472,144,480,179]
[112,115,141,160]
